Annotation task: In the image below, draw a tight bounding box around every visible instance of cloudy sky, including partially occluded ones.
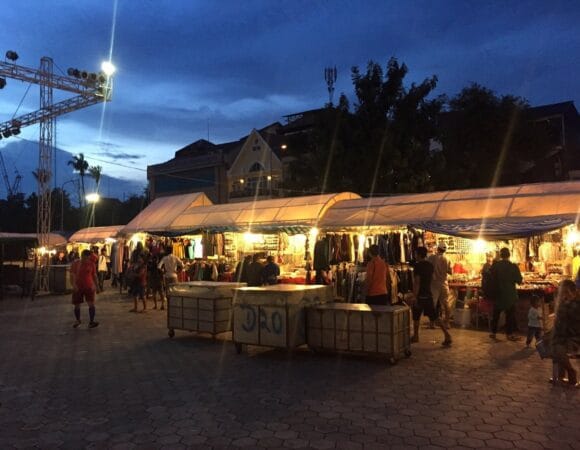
[1,0,578,182]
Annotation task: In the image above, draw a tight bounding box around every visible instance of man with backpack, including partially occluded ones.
[70,249,100,329]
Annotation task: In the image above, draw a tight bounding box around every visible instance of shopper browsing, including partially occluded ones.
[158,246,184,293]
[489,247,523,341]
[364,244,390,305]
[412,246,452,346]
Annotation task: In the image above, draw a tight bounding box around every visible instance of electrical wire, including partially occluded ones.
[11,82,33,120]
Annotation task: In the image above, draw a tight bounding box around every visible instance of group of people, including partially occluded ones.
[235,254,280,286]
[364,242,453,346]
[126,242,184,313]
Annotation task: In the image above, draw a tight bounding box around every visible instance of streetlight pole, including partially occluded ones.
[60,179,78,231]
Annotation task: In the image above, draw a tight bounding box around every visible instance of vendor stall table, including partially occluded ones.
[167,281,246,338]
[449,282,557,331]
[232,284,332,353]
[306,303,412,364]
[48,265,72,294]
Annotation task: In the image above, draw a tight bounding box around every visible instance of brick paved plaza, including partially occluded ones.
[0,287,578,449]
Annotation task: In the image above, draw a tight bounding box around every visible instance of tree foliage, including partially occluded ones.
[67,153,89,205]
[431,84,552,189]
[282,58,442,195]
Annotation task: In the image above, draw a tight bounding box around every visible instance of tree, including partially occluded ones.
[88,165,102,191]
[67,153,89,205]
[282,58,442,195]
[432,84,551,189]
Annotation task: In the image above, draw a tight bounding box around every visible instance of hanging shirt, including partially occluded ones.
[98,254,108,272]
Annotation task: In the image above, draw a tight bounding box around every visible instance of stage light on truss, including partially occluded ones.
[5,50,18,61]
[2,129,12,138]
[100,60,116,76]
[0,78,6,89]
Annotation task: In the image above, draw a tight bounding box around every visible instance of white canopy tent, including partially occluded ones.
[68,225,125,244]
[169,192,360,233]
[319,181,580,239]
[0,232,67,247]
[120,192,213,235]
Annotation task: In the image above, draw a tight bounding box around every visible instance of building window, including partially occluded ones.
[249,162,265,172]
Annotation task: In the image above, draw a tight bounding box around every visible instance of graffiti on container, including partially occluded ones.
[240,305,283,334]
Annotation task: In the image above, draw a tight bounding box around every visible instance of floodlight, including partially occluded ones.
[89,73,97,82]
[86,193,100,203]
[5,50,18,61]
[81,71,89,79]
[100,60,116,76]
[11,127,20,136]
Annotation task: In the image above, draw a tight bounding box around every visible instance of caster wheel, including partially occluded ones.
[388,357,397,365]
[168,329,175,338]
[235,343,243,354]
[404,349,412,358]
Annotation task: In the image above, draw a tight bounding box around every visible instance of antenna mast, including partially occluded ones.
[324,66,337,106]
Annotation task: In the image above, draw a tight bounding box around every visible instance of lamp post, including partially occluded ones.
[60,179,79,231]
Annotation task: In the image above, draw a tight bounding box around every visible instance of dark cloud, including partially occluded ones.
[1,0,579,181]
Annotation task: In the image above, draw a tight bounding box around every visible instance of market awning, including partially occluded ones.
[68,226,125,244]
[0,232,67,247]
[414,217,572,240]
[120,192,213,235]
[168,192,360,234]
[319,181,580,237]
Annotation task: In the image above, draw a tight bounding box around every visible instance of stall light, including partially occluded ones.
[358,234,366,246]
[38,246,47,256]
[472,238,488,253]
[130,234,141,245]
[309,227,319,239]
[105,237,116,244]
[565,228,579,246]
[239,179,245,184]
[243,232,263,244]
[267,175,272,181]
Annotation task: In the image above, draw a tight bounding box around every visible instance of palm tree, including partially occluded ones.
[89,165,102,191]
[67,153,89,205]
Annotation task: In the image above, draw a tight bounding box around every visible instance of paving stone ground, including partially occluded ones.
[0,287,578,449]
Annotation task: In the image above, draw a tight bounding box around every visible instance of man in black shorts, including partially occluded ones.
[411,246,452,346]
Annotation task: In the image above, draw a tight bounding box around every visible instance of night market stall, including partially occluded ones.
[318,181,580,331]
[165,193,357,347]
[0,232,67,297]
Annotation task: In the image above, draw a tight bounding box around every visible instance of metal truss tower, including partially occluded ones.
[0,52,114,295]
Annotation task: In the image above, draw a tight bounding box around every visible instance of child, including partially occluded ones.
[526,296,543,348]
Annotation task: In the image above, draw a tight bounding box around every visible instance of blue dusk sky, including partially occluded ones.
[0,0,578,182]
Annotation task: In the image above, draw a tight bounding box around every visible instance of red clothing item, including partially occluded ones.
[366,256,388,296]
[72,258,97,290]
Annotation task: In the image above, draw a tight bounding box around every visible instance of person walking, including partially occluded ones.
[131,255,148,312]
[97,247,109,292]
[551,280,580,387]
[428,242,452,328]
[364,244,390,306]
[70,249,100,328]
[490,247,522,341]
[412,246,452,346]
